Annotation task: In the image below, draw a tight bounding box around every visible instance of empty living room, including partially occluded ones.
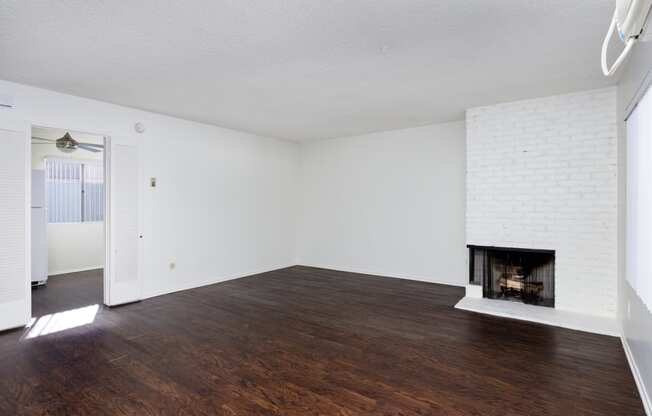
[1,1,652,415]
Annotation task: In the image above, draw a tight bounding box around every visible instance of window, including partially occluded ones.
[626,83,652,313]
[46,159,104,223]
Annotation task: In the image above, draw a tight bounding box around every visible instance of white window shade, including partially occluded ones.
[626,84,652,313]
[46,159,82,223]
[83,162,104,222]
[46,159,104,223]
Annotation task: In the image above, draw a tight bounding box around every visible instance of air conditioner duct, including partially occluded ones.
[602,0,652,76]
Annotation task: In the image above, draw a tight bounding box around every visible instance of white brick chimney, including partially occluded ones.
[465,88,618,318]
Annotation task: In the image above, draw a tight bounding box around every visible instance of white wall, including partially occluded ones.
[618,40,652,413]
[31,141,104,275]
[0,79,299,301]
[47,222,104,275]
[297,121,467,286]
[466,88,618,317]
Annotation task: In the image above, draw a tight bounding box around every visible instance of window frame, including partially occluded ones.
[45,157,104,224]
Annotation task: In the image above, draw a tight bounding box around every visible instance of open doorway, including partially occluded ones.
[30,126,106,320]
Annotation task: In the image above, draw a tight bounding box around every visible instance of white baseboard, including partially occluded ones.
[143,263,297,300]
[622,336,652,416]
[296,263,466,287]
[48,265,103,277]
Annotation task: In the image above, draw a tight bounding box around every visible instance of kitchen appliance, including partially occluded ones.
[31,169,48,286]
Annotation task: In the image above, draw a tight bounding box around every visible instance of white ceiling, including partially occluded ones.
[1,1,617,141]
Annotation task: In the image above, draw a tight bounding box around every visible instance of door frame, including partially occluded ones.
[27,123,113,318]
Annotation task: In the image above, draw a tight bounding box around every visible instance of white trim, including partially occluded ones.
[43,156,102,165]
[46,221,104,225]
[31,122,112,139]
[0,119,34,330]
[143,264,297,299]
[296,263,466,287]
[465,284,483,298]
[23,124,32,327]
[48,266,103,277]
[454,296,620,336]
[103,136,111,306]
[625,65,652,121]
[103,137,144,306]
[26,125,110,320]
[622,336,652,416]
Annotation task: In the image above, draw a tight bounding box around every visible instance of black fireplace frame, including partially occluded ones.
[468,245,555,307]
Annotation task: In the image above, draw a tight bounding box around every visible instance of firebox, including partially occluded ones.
[468,245,555,307]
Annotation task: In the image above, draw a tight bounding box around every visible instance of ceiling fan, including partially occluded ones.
[32,132,104,153]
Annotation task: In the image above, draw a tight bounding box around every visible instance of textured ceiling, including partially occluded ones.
[0,1,617,141]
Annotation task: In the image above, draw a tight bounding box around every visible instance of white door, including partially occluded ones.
[0,127,30,330]
[105,138,143,306]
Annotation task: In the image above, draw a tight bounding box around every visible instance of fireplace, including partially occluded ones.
[468,245,555,307]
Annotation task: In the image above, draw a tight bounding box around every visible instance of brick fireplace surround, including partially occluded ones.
[456,87,619,335]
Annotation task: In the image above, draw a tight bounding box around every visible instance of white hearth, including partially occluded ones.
[454,296,619,336]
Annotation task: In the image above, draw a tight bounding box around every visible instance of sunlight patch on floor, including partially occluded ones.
[24,304,100,339]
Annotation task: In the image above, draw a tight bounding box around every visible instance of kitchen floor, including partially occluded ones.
[31,269,103,317]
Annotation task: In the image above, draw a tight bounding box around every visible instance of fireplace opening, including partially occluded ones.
[469,245,555,307]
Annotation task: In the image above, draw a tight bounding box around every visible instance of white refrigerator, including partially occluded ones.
[31,169,48,285]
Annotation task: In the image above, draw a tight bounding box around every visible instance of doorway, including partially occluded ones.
[30,126,106,321]
[0,122,142,333]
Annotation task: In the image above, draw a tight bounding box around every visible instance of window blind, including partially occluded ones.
[46,159,104,223]
[83,162,104,222]
[626,83,652,313]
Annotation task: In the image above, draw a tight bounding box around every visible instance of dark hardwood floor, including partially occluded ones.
[31,269,104,317]
[0,266,644,415]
